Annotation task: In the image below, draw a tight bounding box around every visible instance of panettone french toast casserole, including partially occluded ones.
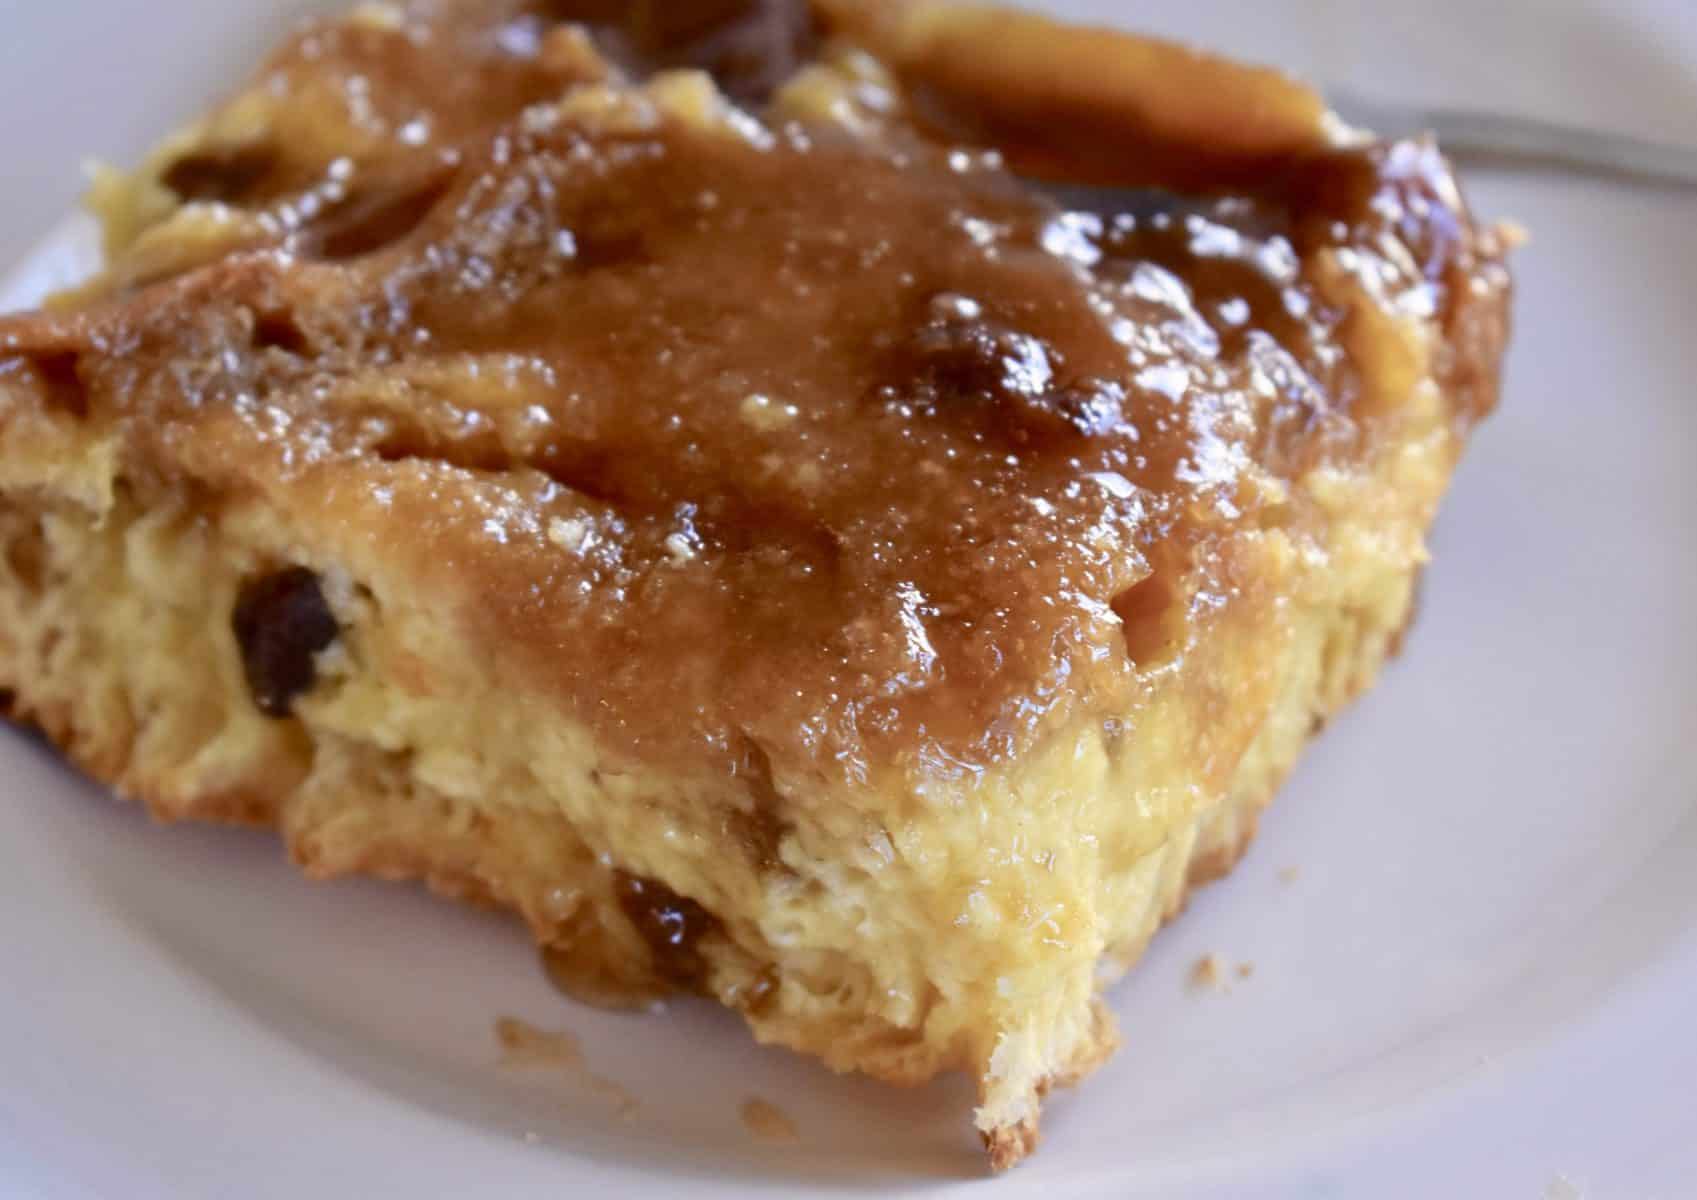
[0,0,1511,1167]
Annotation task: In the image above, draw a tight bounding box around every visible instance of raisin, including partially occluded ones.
[612,871,721,987]
[232,568,339,718]
[307,174,453,261]
[17,352,88,419]
[162,143,278,205]
[904,294,1123,441]
[250,310,312,356]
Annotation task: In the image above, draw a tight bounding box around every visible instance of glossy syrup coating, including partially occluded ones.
[0,0,1510,784]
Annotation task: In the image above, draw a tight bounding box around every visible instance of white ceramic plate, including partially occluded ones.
[2,2,1695,1196]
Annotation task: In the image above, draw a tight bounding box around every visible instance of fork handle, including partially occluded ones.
[1334,92,1697,190]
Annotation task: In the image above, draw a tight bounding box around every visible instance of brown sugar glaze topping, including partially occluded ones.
[0,0,1511,784]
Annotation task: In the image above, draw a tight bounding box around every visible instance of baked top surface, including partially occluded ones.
[0,0,1509,780]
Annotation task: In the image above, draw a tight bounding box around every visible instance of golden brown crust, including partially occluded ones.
[1185,809,1262,891]
[818,0,1332,187]
[984,1119,1040,1173]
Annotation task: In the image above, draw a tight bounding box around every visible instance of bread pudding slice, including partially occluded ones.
[0,0,1511,1168]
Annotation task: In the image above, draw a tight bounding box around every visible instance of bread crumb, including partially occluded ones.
[741,392,800,432]
[1544,1175,1584,1200]
[646,70,725,130]
[539,25,613,79]
[495,1016,582,1068]
[741,1096,799,1142]
[587,1072,641,1121]
[494,1017,639,1120]
[1190,954,1255,991]
[1190,954,1226,990]
[1497,219,1531,251]
[347,2,405,31]
[558,84,662,137]
[1278,865,1302,884]
[664,531,699,564]
[547,516,594,554]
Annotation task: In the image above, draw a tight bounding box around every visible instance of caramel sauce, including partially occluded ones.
[231,567,340,718]
[539,942,669,1012]
[0,0,1511,783]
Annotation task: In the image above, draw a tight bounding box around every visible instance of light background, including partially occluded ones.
[0,4,1694,1198]
[2,0,1695,270]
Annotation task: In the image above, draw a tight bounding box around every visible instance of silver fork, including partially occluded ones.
[1330,88,1697,189]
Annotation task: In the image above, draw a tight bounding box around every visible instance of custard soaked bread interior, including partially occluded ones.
[0,0,1511,1168]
